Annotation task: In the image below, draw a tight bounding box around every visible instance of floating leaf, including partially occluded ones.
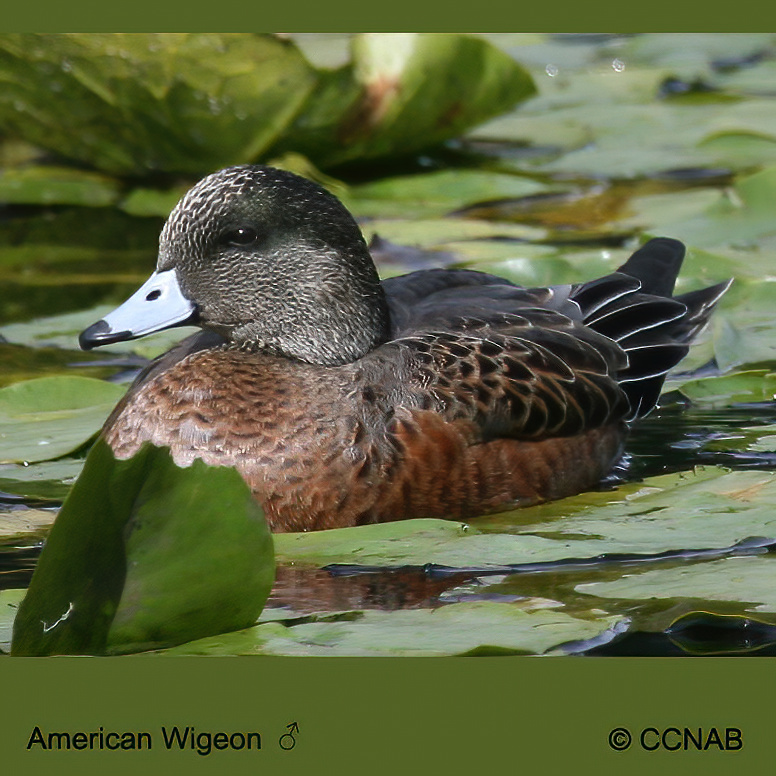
[577,556,776,613]
[343,169,550,220]
[0,165,120,207]
[749,429,776,452]
[0,306,114,348]
[359,217,544,250]
[474,48,776,180]
[270,33,536,169]
[674,369,776,406]
[0,458,84,501]
[0,376,126,463]
[630,166,776,248]
[12,440,274,655]
[0,305,198,359]
[619,33,774,77]
[160,601,624,657]
[0,589,24,653]
[0,342,119,388]
[0,33,534,178]
[0,33,317,175]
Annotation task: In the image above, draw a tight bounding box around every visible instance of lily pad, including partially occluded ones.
[0,458,85,500]
[473,56,776,180]
[0,305,198,359]
[0,375,126,463]
[673,369,776,407]
[359,217,544,250]
[0,33,317,176]
[0,342,120,388]
[577,556,776,613]
[269,33,536,169]
[11,440,274,655]
[343,169,551,220]
[475,100,723,179]
[160,601,624,657]
[0,165,120,207]
[749,429,776,453]
[0,33,534,178]
[636,166,776,249]
[0,589,24,654]
[619,33,774,77]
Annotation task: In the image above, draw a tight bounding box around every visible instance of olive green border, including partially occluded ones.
[1,656,774,774]
[1,0,774,31]
[1,6,775,772]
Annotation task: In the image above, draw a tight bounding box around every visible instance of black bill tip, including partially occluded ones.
[78,320,133,351]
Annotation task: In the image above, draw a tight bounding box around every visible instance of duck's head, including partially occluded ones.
[79,165,390,366]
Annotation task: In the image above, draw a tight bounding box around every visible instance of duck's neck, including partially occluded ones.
[225,248,392,366]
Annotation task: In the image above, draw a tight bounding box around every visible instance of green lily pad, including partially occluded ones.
[714,59,776,94]
[0,165,120,207]
[476,61,776,181]
[160,601,623,657]
[359,217,544,250]
[343,169,551,220]
[749,430,776,453]
[673,369,776,407]
[119,184,190,218]
[12,440,274,655]
[0,306,114,348]
[270,33,536,169]
[704,286,776,370]
[636,166,776,249]
[0,458,85,501]
[577,556,776,613]
[617,188,723,237]
[0,305,198,359]
[0,33,317,176]
[467,246,623,289]
[0,375,126,463]
[700,423,776,455]
[0,589,25,654]
[0,33,534,179]
[620,33,774,76]
[275,519,467,568]
[477,100,723,179]
[700,130,776,170]
[701,100,776,146]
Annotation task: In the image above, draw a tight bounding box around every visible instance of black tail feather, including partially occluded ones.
[616,237,686,296]
[574,238,731,420]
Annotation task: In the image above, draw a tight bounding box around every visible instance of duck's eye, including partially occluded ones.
[221,226,259,247]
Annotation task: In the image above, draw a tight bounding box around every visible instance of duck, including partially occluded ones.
[79,165,731,532]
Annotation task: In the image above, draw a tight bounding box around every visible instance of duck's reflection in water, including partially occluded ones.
[267,564,471,615]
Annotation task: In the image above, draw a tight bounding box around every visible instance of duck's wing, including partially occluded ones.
[381,238,730,436]
[382,312,631,442]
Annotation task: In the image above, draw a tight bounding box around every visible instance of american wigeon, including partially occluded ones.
[80,165,731,532]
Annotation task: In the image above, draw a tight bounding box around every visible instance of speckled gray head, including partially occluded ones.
[79,165,390,365]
